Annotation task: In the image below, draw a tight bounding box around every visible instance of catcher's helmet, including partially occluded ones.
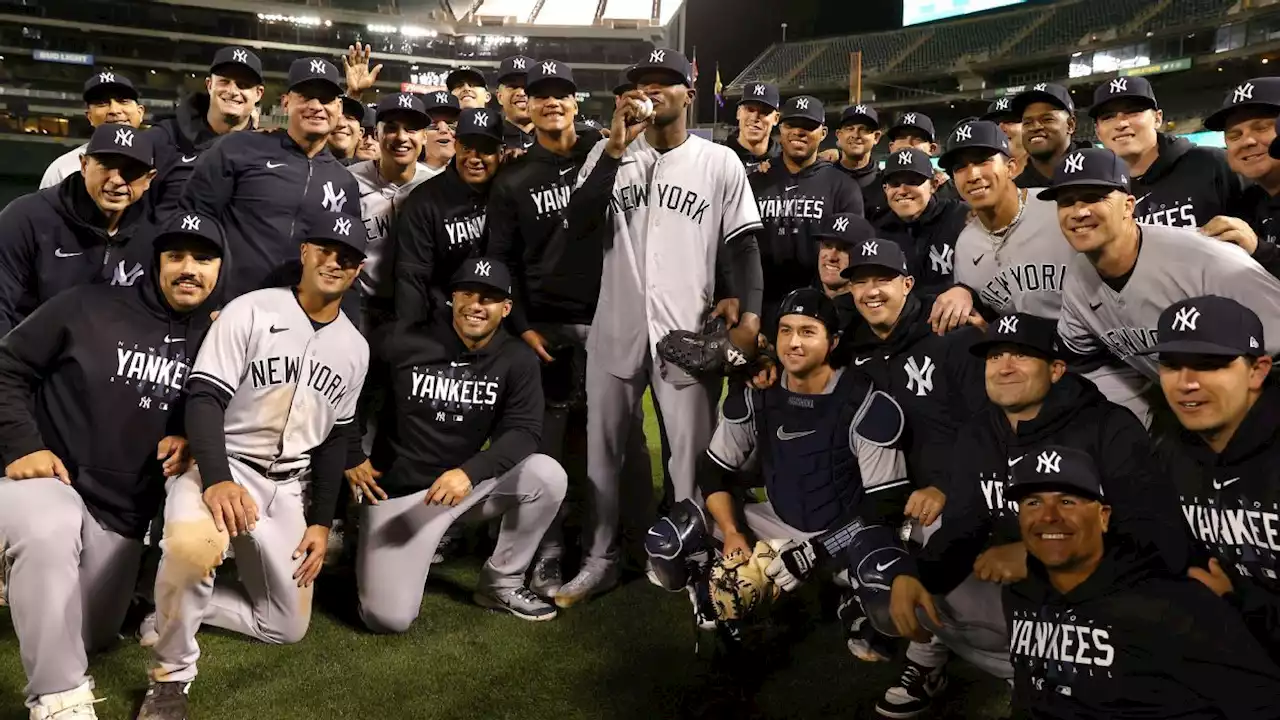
[776,287,841,340]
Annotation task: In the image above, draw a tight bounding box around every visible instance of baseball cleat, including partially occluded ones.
[473,586,558,621]
[528,556,563,598]
[875,659,948,718]
[135,681,190,720]
[29,680,100,720]
[553,565,619,608]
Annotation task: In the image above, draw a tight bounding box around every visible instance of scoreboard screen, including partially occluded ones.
[903,0,1026,27]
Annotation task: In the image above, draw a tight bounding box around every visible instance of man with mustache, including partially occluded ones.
[345,257,567,626]
[835,104,888,222]
[137,211,369,720]
[724,81,781,173]
[0,124,158,335]
[328,95,368,164]
[40,70,147,189]
[496,55,536,151]
[179,57,361,300]
[1206,77,1280,275]
[145,47,264,219]
[447,66,492,111]
[873,148,969,300]
[422,90,462,178]
[1011,83,1093,189]
[0,212,224,720]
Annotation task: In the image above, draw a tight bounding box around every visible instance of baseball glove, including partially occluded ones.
[656,317,754,380]
[706,541,782,621]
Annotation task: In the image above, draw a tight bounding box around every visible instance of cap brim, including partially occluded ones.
[626,65,689,86]
[447,70,487,89]
[84,84,139,103]
[527,78,578,96]
[839,114,878,129]
[155,230,224,254]
[496,71,527,85]
[740,98,779,111]
[455,130,503,143]
[375,107,429,123]
[210,61,263,84]
[780,113,824,124]
[840,261,906,278]
[882,169,931,184]
[451,279,511,298]
[86,148,154,168]
[1136,339,1255,358]
[888,124,934,142]
[1007,480,1104,503]
[1087,95,1157,119]
[339,98,366,119]
[1012,91,1073,117]
[1205,101,1280,132]
[1036,180,1129,202]
[979,111,1016,124]
[290,77,342,95]
[968,338,1054,359]
[939,145,1006,174]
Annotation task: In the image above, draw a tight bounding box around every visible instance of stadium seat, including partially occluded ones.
[1008,0,1153,58]
[1138,0,1237,33]
[894,8,1043,74]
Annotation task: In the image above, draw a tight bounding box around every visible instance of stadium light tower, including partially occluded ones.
[781,22,788,43]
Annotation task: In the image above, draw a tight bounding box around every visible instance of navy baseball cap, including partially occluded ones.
[446,66,487,90]
[304,211,367,256]
[1205,77,1280,132]
[1007,445,1105,503]
[969,313,1061,359]
[288,58,343,95]
[154,212,227,255]
[628,48,693,87]
[815,213,875,248]
[1013,82,1075,117]
[613,67,637,96]
[780,95,825,125]
[842,237,909,278]
[451,256,513,299]
[980,96,1018,123]
[209,46,263,85]
[360,106,377,130]
[85,124,154,168]
[939,120,1011,173]
[83,70,138,103]
[456,107,502,142]
[740,82,781,112]
[526,59,577,96]
[376,92,429,123]
[339,95,365,121]
[883,148,934,184]
[777,287,841,337]
[422,89,461,119]
[1089,76,1158,119]
[1036,147,1131,202]
[840,103,879,130]
[887,111,936,143]
[1138,296,1266,359]
[496,56,534,85]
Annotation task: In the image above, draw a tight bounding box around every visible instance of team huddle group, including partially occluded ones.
[0,32,1279,720]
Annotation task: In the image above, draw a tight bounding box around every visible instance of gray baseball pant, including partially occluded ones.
[357,454,567,634]
[582,354,718,572]
[0,478,144,702]
[149,458,312,684]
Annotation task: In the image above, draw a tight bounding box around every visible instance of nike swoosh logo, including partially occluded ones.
[776,427,816,441]
[647,529,664,538]
[854,358,871,366]
[1008,455,1025,467]
[785,185,799,191]
[181,155,198,163]
[972,254,984,266]
[1136,193,1152,206]
[1089,302,1103,311]
[619,159,637,166]
[54,248,82,258]
[266,161,287,169]
[559,167,575,176]
[269,326,288,334]
[450,361,470,367]
[163,335,185,344]
[875,558,901,573]
[1213,477,1241,490]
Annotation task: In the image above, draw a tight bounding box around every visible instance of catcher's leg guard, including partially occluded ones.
[645,499,710,592]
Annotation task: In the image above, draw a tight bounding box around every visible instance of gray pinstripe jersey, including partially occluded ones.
[954,195,1073,318]
[1059,224,1280,380]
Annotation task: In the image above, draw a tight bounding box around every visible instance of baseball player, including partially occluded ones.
[447,66,491,110]
[355,107,379,162]
[557,47,765,607]
[1091,76,1245,229]
[422,90,462,177]
[725,81,781,173]
[145,47,264,219]
[40,70,146,189]
[873,148,969,299]
[328,95,367,164]
[835,104,888,222]
[1209,77,1280,273]
[978,96,1024,177]
[137,211,369,720]
[180,57,361,300]
[0,213,224,720]
[0,124,158,335]
[885,111,958,202]
[495,55,536,151]
[348,92,434,331]
[345,257,567,626]
[1011,82,1093,189]
[1047,148,1280,386]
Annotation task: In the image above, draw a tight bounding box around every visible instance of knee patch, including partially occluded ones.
[162,519,230,583]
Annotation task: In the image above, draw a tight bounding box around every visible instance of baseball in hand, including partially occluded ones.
[633,97,654,121]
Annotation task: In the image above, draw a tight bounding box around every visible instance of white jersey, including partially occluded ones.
[1059,224,1280,380]
[349,160,434,299]
[580,133,762,378]
[189,287,369,474]
[40,143,88,189]
[954,194,1072,319]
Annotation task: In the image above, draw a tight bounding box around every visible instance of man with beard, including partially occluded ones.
[0,124,158,335]
[0,213,224,720]
[41,70,146,189]
[348,93,433,332]
[355,107,379,162]
[447,66,491,111]
[146,47,263,219]
[422,90,461,178]
[751,95,863,333]
[1207,77,1280,275]
[979,97,1024,178]
[328,95,367,165]
[835,104,887,222]
[724,81,781,173]
[886,112,958,202]
[1012,83,1093,189]
[1092,76,1244,230]
[873,148,969,299]
[180,57,360,300]
[496,55,535,151]
[397,108,502,322]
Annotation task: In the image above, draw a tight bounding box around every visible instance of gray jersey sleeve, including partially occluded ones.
[188,296,255,398]
[706,386,757,471]
[1208,250,1280,357]
[719,150,763,243]
[852,389,910,494]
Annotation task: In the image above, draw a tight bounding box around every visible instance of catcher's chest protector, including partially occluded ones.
[754,370,865,533]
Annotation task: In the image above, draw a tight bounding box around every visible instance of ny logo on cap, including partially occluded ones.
[833,217,850,233]
[232,49,249,64]
[321,181,348,213]
[180,215,201,232]
[475,111,490,126]
[1036,450,1062,474]
[650,50,666,63]
[99,72,115,84]
[902,112,917,125]
[1064,152,1085,174]
[1033,83,1048,91]
[1233,82,1255,104]
[1172,305,1201,332]
[333,217,352,236]
[995,97,1010,110]
[115,128,134,147]
[435,92,449,104]
[309,59,326,74]
[542,61,557,75]
[998,316,1019,334]
[862,241,878,256]
[398,94,414,108]
[513,57,527,70]
[1109,78,1128,93]
[855,104,869,114]
[754,84,766,96]
[474,260,492,277]
[796,98,810,110]
[954,124,972,142]
[897,151,913,164]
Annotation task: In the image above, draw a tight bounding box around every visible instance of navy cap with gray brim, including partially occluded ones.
[155,212,227,255]
[455,107,503,142]
[1137,295,1266,359]
[780,95,825,125]
[627,48,693,87]
[614,67,637,96]
[451,256,513,298]
[360,106,377,131]
[303,210,367,256]
[526,59,577,96]
[1089,76,1158,119]
[887,111,936,143]
[376,92,429,123]
[740,82,781,112]
[496,56,535,85]
[422,89,461,118]
[776,287,841,338]
[446,67,487,91]
[882,148,934,183]
[85,124,154,168]
[1012,82,1076,117]
[1036,147,1131,202]
[83,70,138,103]
[815,213,875,248]
[288,57,343,94]
[939,120,1010,173]
[841,237,909,278]
[209,46,263,85]
[969,313,1061,359]
[1007,445,1105,503]
[840,103,879,130]
[339,95,365,121]
[980,96,1017,123]
[1205,77,1280,131]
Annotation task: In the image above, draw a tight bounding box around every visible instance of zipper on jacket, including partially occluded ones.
[288,159,316,240]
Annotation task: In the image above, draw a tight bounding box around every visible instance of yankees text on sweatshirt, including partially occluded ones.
[395,164,490,322]
[1129,133,1246,229]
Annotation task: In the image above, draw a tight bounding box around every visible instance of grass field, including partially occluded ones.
[0,394,1011,720]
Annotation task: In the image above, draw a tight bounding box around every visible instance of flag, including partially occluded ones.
[714,64,725,107]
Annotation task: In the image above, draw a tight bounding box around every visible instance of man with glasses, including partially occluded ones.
[41,70,147,189]
[421,90,461,179]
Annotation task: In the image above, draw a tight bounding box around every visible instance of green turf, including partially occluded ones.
[0,392,1010,719]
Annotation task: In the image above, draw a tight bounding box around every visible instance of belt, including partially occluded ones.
[233,456,306,482]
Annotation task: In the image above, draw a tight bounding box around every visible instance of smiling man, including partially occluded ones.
[1011,83,1093,190]
[1003,443,1280,719]
[724,81,781,173]
[1209,77,1280,274]
[421,90,461,176]
[979,97,1025,177]
[496,55,535,151]
[180,57,361,301]
[328,95,367,164]
[447,66,491,110]
[873,148,969,299]
[41,70,147,190]
[834,104,887,221]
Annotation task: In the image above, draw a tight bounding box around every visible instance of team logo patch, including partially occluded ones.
[1109,78,1127,93]
[998,316,1019,334]
[795,97,809,110]
[1233,82,1255,104]
[1172,306,1200,332]
[333,217,352,235]
[754,84,766,96]
[902,112,917,125]
[995,97,1010,110]
[1036,450,1061,474]
[309,59,326,74]
[1033,82,1048,91]
[115,128,134,147]
[398,94,414,108]
[954,124,972,142]
[833,217,850,233]
[542,61,557,74]
[98,72,115,84]
[232,48,249,64]
[474,111,490,126]
[180,215,201,232]
[1063,152,1085,174]
[513,57,526,70]
[861,241,878,256]
[650,50,666,63]
[436,92,450,104]
[474,260,492,277]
